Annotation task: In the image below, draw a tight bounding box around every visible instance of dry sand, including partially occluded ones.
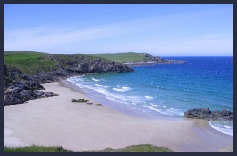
[4,82,233,152]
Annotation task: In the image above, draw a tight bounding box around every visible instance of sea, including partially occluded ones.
[66,56,233,136]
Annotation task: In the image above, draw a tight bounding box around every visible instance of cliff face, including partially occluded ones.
[51,54,133,74]
[4,53,134,106]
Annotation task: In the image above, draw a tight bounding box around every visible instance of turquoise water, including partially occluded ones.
[67,57,233,136]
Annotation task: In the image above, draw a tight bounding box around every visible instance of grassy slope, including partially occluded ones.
[89,52,151,63]
[90,144,173,152]
[4,144,173,152]
[4,51,58,75]
[4,51,106,75]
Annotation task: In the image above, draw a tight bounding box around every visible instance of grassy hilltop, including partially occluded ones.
[89,52,153,63]
[4,51,58,75]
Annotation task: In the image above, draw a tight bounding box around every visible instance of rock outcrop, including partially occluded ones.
[124,53,185,66]
[4,65,59,105]
[184,108,233,121]
[4,86,58,105]
[52,54,133,73]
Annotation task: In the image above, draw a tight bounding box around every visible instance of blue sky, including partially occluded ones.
[4,4,233,56]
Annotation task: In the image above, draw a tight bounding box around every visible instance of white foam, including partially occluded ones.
[126,96,144,103]
[95,84,109,88]
[113,86,131,92]
[209,121,233,136]
[145,96,154,99]
[66,78,74,83]
[92,77,100,82]
[93,88,107,94]
[67,77,117,103]
[167,108,183,116]
[224,125,232,129]
[67,76,85,84]
[75,83,86,88]
[151,104,158,107]
[142,105,170,115]
[104,93,144,106]
[142,105,184,117]
[95,84,102,87]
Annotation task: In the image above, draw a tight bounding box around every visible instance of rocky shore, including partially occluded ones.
[184,108,233,121]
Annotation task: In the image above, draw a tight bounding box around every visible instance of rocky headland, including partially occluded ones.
[4,52,134,106]
[124,54,186,66]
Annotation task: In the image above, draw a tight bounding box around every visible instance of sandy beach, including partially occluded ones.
[4,82,233,152]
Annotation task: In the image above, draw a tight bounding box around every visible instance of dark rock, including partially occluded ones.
[221,110,231,116]
[5,87,22,93]
[33,91,44,97]
[72,99,77,102]
[77,99,84,102]
[124,54,186,66]
[43,92,56,97]
[4,65,23,81]
[184,108,233,121]
[21,74,32,81]
[71,99,89,103]
[20,90,35,100]
[153,56,164,63]
[4,87,59,106]
[25,82,45,90]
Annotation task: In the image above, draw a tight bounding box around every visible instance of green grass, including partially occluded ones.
[4,144,173,152]
[4,51,58,75]
[4,145,72,152]
[89,52,152,63]
[90,144,173,152]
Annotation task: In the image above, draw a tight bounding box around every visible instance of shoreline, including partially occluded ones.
[4,82,233,152]
[60,79,173,120]
[63,76,184,121]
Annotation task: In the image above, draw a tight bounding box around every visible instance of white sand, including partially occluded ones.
[4,82,233,152]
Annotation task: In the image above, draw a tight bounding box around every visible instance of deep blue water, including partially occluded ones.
[67,56,233,136]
